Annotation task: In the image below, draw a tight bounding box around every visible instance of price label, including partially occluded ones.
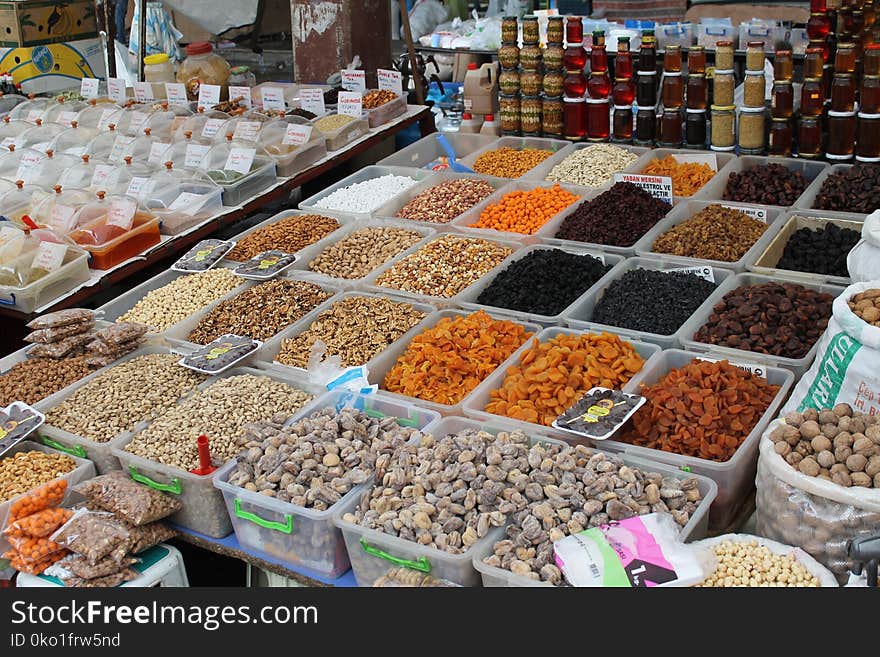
[168,192,209,216]
[232,121,261,141]
[109,135,135,162]
[228,86,252,108]
[282,123,312,146]
[133,81,155,103]
[165,83,189,106]
[197,84,221,109]
[97,108,118,131]
[185,143,210,169]
[91,164,119,190]
[126,176,155,198]
[672,152,718,171]
[148,141,170,165]
[224,147,256,174]
[300,87,326,115]
[107,78,126,105]
[612,173,673,204]
[338,91,363,117]
[698,356,767,378]
[80,78,100,99]
[721,203,768,222]
[377,68,404,97]
[57,110,78,128]
[260,86,286,111]
[171,239,236,272]
[31,242,67,272]
[15,151,43,182]
[668,265,715,282]
[340,69,366,92]
[129,110,150,136]
[107,198,137,230]
[49,204,77,232]
[201,118,226,139]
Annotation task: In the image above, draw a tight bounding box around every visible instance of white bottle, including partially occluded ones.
[459,112,483,134]
[479,113,501,136]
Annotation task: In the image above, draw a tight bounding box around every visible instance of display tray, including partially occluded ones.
[794,162,872,221]
[456,135,569,178]
[632,147,737,202]
[525,141,650,186]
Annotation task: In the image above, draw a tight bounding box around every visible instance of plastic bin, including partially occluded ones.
[378,132,497,169]
[221,209,349,264]
[524,141,650,185]
[0,244,90,313]
[214,388,441,578]
[630,147,736,201]
[678,272,846,376]
[68,206,162,270]
[795,163,872,220]
[693,155,828,208]
[312,112,370,151]
[457,244,624,327]
[599,349,795,530]
[563,256,736,350]
[461,326,663,441]
[365,94,407,128]
[457,135,569,178]
[748,210,862,286]
[201,145,278,206]
[142,177,224,235]
[258,120,328,178]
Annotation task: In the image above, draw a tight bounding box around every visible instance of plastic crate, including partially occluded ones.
[71,213,162,270]
[629,148,736,203]
[144,179,225,236]
[378,132,498,169]
[365,95,407,128]
[312,113,370,151]
[457,135,569,178]
[213,389,441,578]
[211,156,277,206]
[563,256,736,350]
[794,163,872,221]
[221,209,350,262]
[0,246,90,313]
[524,141,650,186]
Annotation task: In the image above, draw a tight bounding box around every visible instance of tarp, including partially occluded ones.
[162,0,259,36]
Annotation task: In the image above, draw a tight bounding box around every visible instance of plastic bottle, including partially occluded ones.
[459,112,483,133]
[479,113,501,136]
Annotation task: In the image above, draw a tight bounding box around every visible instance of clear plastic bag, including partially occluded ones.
[62,567,139,588]
[56,552,139,580]
[27,333,92,358]
[25,320,94,344]
[6,534,67,564]
[3,507,73,539]
[51,509,132,564]
[84,354,117,368]
[26,308,95,330]
[124,521,176,554]
[8,479,67,523]
[6,549,66,575]
[86,336,142,356]
[75,472,182,526]
[92,322,149,346]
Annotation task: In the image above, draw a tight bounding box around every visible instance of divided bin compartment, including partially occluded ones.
[365,94,407,128]
[208,155,277,207]
[68,211,162,271]
[143,178,224,236]
[215,389,441,578]
[0,245,90,313]
[378,132,498,169]
[457,135,569,178]
[312,112,370,151]
[524,141,650,185]
[794,163,871,220]
[632,147,736,201]
[257,118,328,178]
[563,256,736,350]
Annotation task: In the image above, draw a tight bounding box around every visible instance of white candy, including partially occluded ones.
[314,174,418,213]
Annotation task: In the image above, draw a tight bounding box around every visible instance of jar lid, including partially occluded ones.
[499,93,521,99]
[637,70,657,76]
[711,104,736,110]
[185,41,213,56]
[867,44,880,50]
[710,145,736,151]
[771,117,791,123]
[230,65,250,74]
[563,96,586,103]
[686,108,707,114]
[740,106,767,114]
[800,115,821,123]
[144,53,170,65]
[715,40,733,47]
[713,69,734,75]
[856,155,880,162]
[858,112,880,119]
[826,152,854,160]
[585,98,610,104]
[744,70,766,76]
[613,104,633,110]
[828,109,857,117]
[541,95,563,101]
[747,40,766,48]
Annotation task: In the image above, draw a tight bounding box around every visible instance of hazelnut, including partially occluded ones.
[846,453,868,472]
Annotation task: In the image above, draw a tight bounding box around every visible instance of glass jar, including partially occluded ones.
[746,41,766,70]
[522,15,539,44]
[612,105,633,142]
[616,37,633,78]
[520,44,542,70]
[800,78,825,116]
[805,47,825,77]
[831,73,857,111]
[661,72,683,108]
[542,96,564,136]
[686,74,707,109]
[773,50,794,81]
[743,71,766,107]
[144,53,174,86]
[564,70,587,98]
[636,72,657,106]
[521,71,542,96]
[544,45,564,70]
[862,75,880,112]
[564,96,587,140]
[808,12,832,40]
[715,41,735,70]
[591,31,608,71]
[797,115,822,157]
[664,45,682,72]
[547,16,564,44]
[710,104,736,149]
[612,77,635,105]
[827,110,857,159]
[586,98,610,141]
[177,41,231,101]
[865,43,880,75]
[499,69,520,95]
[769,118,793,155]
[713,70,735,106]
[587,71,611,99]
[228,66,256,88]
[500,95,521,133]
[543,71,565,97]
[498,44,520,69]
[635,106,656,144]
[771,81,794,118]
[856,112,880,160]
[836,42,858,72]
[738,107,766,153]
[521,96,542,134]
[659,107,682,146]
[638,32,657,73]
[685,108,707,148]
[687,46,706,74]
[502,16,519,43]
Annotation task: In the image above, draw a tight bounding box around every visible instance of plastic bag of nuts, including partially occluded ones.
[51,509,132,565]
[74,472,182,526]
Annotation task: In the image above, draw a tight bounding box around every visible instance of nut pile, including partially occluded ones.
[45,353,206,443]
[620,359,780,461]
[485,444,703,583]
[696,539,820,587]
[545,144,638,187]
[226,214,340,261]
[485,332,645,427]
[774,222,860,278]
[362,89,398,109]
[308,226,423,279]
[123,374,313,471]
[814,163,880,214]
[651,204,768,262]
[472,147,554,178]
[0,451,76,503]
[228,407,418,507]
[0,356,97,406]
[374,235,512,298]
[187,279,331,344]
[693,281,834,359]
[849,288,880,326]
[313,174,418,214]
[118,268,241,332]
[770,405,880,488]
[471,184,580,235]
[723,163,808,206]
[276,295,426,368]
[554,182,671,247]
[395,179,495,224]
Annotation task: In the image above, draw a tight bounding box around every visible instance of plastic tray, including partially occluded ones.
[221,208,350,262]
[207,156,277,206]
[457,135,569,178]
[214,388,441,578]
[633,147,737,201]
[693,155,829,208]
[378,132,498,169]
[0,245,90,313]
[524,141,650,185]
[70,212,162,270]
[365,95,407,128]
[794,163,872,220]
[563,256,736,350]
[748,210,862,286]
[271,136,327,178]
[460,326,663,442]
[632,199,786,273]
[312,113,370,151]
[678,272,846,376]
[457,244,625,327]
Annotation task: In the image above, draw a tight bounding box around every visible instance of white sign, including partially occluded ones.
[107,78,126,105]
[260,87,286,111]
[377,69,404,97]
[31,242,67,273]
[185,143,211,169]
[672,152,718,171]
[337,91,363,118]
[721,203,768,222]
[698,356,767,378]
[80,78,100,99]
[282,123,313,146]
[106,198,137,230]
[201,118,225,139]
[57,110,78,128]
[300,87,326,115]
[126,176,155,198]
[108,135,135,162]
[168,192,208,216]
[340,69,366,92]
[164,83,189,106]
[133,81,155,103]
[97,108,117,131]
[197,84,221,109]
[148,141,170,165]
[91,164,119,190]
[232,121,261,142]
[668,265,715,282]
[224,147,256,175]
[612,173,674,204]
[128,110,149,136]
[15,151,43,182]
[49,204,77,233]
[228,86,252,108]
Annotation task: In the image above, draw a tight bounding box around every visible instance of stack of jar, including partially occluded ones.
[586,30,611,140]
[542,16,565,137]
[659,45,684,146]
[828,41,858,160]
[611,37,636,142]
[498,16,524,134]
[635,30,658,145]
[563,16,588,140]
[710,40,736,151]
[798,46,826,157]
[685,46,708,148]
[807,0,833,101]
[858,42,880,160]
[769,49,795,155]
[739,40,767,154]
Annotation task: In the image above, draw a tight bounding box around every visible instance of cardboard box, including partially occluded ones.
[0,0,98,47]
[0,37,105,94]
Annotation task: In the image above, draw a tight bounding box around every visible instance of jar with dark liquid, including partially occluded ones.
[612,105,633,142]
[564,17,587,70]
[616,37,634,78]
[659,107,682,146]
[797,116,822,157]
[808,12,833,40]
[774,49,794,81]
[686,74,707,109]
[587,98,610,140]
[564,70,587,98]
[827,110,857,159]
[831,73,857,111]
[612,77,636,105]
[805,46,825,77]
[801,78,825,115]
[636,72,657,106]
[587,31,611,98]
[865,43,880,75]
[685,108,707,148]
[836,42,858,71]
[772,81,794,117]
[856,111,880,160]
[862,75,880,112]
[769,117,793,155]
[687,46,706,74]
[662,73,683,108]
[664,45,683,72]
[638,31,657,73]
[564,96,587,140]
[635,106,656,144]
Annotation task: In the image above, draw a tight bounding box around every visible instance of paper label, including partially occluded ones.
[15,151,43,182]
[612,173,673,204]
[97,108,117,131]
[377,68,404,97]
[26,110,43,123]
[106,198,137,230]
[197,84,221,109]
[720,203,768,222]
[667,265,716,282]
[260,86,286,111]
[282,123,313,146]
[148,141,170,165]
[300,87,326,114]
[107,78,126,105]
[338,91,363,117]
[168,192,209,216]
[128,110,149,135]
[553,388,646,441]
[133,81,155,103]
[171,238,236,272]
[109,135,135,162]
[185,143,210,169]
[233,249,297,279]
[49,204,77,232]
[91,164,119,190]
[165,83,189,106]
[201,118,225,139]
[31,241,67,272]
[224,147,256,174]
[341,69,366,92]
[228,86,252,108]
[698,356,768,378]
[232,120,261,141]
[80,78,100,99]
[126,176,155,198]
[672,152,718,171]
[57,110,79,128]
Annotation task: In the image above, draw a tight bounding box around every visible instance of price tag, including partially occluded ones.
[91,164,119,190]
[668,265,715,282]
[26,110,43,123]
[133,81,155,103]
[201,118,226,139]
[106,198,137,230]
[97,108,118,131]
[224,147,256,174]
[179,334,262,374]
[197,84,221,109]
[300,87,326,114]
[15,151,43,182]
[232,121,261,141]
[80,78,100,99]
[128,110,149,136]
[126,176,155,198]
[107,78,126,105]
[185,143,210,169]
[168,192,209,216]
[108,135,135,162]
[49,204,77,232]
[341,69,366,92]
[338,91,363,117]
[612,173,673,204]
[171,238,236,272]
[228,86,252,108]
[721,203,768,222]
[672,152,718,171]
[260,86,286,111]
[282,123,312,146]
[377,68,404,97]
[0,402,45,457]
[165,83,189,106]
[31,241,67,272]
[698,356,767,378]
[57,110,78,128]
[148,141,170,165]
[1,137,15,150]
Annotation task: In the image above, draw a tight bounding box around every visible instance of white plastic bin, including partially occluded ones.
[312,113,370,151]
[0,245,90,314]
[221,209,349,262]
[378,132,497,169]
[525,141,650,185]
[795,163,873,220]
[632,147,736,201]
[365,94,407,128]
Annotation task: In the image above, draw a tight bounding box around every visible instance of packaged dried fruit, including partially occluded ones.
[25,320,94,344]
[6,548,66,574]
[9,479,67,523]
[6,534,67,563]
[3,507,73,538]
[75,472,182,526]
[26,308,94,330]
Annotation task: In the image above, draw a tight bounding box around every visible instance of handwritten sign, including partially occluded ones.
[107,78,126,105]
[106,198,137,230]
[260,87,286,111]
[133,81,155,103]
[126,176,155,198]
[337,91,363,118]
[165,83,189,106]
[109,135,135,162]
[377,68,404,97]
[224,147,256,174]
[300,87,326,115]
[49,204,77,233]
[148,141,171,165]
[168,192,209,216]
[31,242,67,272]
[282,123,312,146]
[91,164,119,190]
[341,69,366,92]
[97,108,117,131]
[232,121,261,142]
[197,84,221,109]
[80,78,100,99]
[201,118,225,139]
[185,143,211,169]
[228,86,252,108]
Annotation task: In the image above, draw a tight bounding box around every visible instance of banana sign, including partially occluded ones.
[0,38,105,94]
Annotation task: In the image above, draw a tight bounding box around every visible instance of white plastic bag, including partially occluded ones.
[406,0,449,41]
[305,340,376,395]
[755,419,880,583]
[847,210,880,283]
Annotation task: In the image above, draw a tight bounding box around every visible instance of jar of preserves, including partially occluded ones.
[800,77,825,116]
[520,44,542,70]
[746,41,766,70]
[635,105,656,144]
[827,109,857,159]
[500,95,521,133]
[773,49,794,81]
[659,107,682,146]
[636,72,657,106]
[521,95,542,134]
[564,17,586,70]
[586,98,610,141]
[177,41,231,101]
[710,104,735,150]
[713,70,735,106]
[856,111,880,160]
[744,71,766,107]
[831,73,856,111]
[616,37,634,78]
[715,41,735,70]
[862,75,880,112]
[502,16,519,43]
[547,16,564,44]
[544,44,564,70]
[498,44,520,69]
[738,107,766,153]
[664,45,682,72]
[771,81,794,118]
[564,70,587,98]
[769,117,793,155]
[564,96,587,140]
[612,77,636,105]
[543,71,565,97]
[865,43,880,76]
[804,47,825,78]
[687,46,706,74]
[522,15,539,44]
[661,72,683,108]
[612,105,633,142]
[685,108,707,148]
[836,42,857,72]
[807,12,832,41]
[521,70,542,96]
[638,31,657,73]
[228,66,256,88]
[542,96,564,136]
[499,69,520,95]
[797,116,822,157]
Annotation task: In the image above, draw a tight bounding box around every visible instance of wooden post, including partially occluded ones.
[138,0,147,81]
[105,0,117,78]
[397,0,425,105]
